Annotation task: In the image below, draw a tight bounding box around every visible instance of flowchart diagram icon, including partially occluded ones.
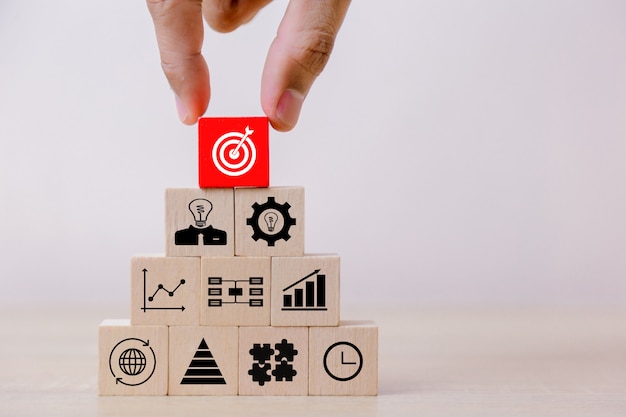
[98,112,380,396]
[199,117,269,188]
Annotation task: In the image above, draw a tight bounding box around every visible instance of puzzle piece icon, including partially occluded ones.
[248,363,272,386]
[274,339,298,363]
[249,343,275,364]
[272,360,297,382]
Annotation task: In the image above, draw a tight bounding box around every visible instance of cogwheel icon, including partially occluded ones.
[246,197,297,246]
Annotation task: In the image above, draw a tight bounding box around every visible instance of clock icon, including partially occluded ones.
[323,341,363,381]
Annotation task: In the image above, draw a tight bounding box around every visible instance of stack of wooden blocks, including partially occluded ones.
[98,117,378,396]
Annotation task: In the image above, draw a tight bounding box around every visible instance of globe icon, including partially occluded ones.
[118,348,147,376]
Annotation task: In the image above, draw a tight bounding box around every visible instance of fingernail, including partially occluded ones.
[276,89,304,129]
[175,94,189,124]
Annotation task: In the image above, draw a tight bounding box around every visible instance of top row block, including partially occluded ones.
[199,117,269,188]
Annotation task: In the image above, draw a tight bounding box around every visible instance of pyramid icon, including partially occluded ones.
[180,338,226,385]
[98,116,377,396]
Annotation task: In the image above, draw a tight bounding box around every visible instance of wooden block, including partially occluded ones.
[239,326,308,396]
[165,188,234,257]
[309,321,378,396]
[130,255,200,326]
[198,117,269,188]
[200,257,271,326]
[168,326,238,396]
[98,319,168,396]
[235,187,304,257]
[271,255,340,327]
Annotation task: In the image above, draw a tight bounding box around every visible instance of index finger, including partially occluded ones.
[261,0,350,131]
[147,0,210,124]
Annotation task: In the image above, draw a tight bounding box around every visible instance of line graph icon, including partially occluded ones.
[147,279,185,302]
[141,268,186,312]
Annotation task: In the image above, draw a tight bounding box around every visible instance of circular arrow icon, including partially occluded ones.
[109,337,156,386]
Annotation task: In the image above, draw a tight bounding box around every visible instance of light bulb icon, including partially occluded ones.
[189,198,212,228]
[264,211,279,232]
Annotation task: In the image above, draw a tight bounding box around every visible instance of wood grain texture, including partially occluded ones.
[200,257,271,326]
[271,255,340,327]
[168,326,238,396]
[239,326,309,395]
[165,188,234,257]
[6,305,626,415]
[234,187,305,257]
[309,321,378,396]
[98,320,168,396]
[130,255,201,326]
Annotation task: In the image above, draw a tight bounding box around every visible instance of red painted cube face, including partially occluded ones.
[198,117,269,188]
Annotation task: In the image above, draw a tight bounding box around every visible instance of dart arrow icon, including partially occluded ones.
[229,125,254,159]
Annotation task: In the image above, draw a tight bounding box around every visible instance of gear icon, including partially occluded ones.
[246,196,297,247]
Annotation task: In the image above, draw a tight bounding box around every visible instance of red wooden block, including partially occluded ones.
[199,117,269,188]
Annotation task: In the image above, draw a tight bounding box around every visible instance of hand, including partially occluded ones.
[147,0,351,131]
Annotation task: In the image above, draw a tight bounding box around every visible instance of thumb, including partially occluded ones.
[261,0,350,131]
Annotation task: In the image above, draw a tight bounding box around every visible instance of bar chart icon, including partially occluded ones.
[282,269,327,311]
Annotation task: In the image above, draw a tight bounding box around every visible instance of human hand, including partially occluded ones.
[147,0,351,131]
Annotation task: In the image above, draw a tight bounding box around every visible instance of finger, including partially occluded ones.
[202,0,273,33]
[261,0,350,131]
[147,0,210,125]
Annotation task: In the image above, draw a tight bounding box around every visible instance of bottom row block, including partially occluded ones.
[98,320,377,396]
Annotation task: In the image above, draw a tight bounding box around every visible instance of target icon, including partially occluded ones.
[199,116,269,188]
[211,126,257,177]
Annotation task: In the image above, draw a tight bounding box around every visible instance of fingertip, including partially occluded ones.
[260,0,350,132]
[148,0,209,126]
[175,94,190,124]
[175,93,208,125]
[172,63,210,126]
[270,89,304,132]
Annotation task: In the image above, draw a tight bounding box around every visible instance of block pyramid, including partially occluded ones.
[98,117,378,396]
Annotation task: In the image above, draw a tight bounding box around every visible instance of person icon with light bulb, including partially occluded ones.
[175,198,227,246]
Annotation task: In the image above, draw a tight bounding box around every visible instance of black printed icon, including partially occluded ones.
[282,269,327,311]
[323,341,363,382]
[248,339,298,386]
[180,338,226,385]
[246,197,296,246]
[141,269,186,312]
[109,337,156,386]
[175,198,227,246]
[207,277,264,307]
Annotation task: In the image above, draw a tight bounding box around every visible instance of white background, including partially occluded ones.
[0,1,625,307]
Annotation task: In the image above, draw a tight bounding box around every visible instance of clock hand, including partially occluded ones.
[341,351,357,365]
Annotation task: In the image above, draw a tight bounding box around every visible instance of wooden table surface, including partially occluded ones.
[1,303,624,416]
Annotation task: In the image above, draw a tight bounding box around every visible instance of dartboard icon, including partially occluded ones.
[211,126,257,177]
